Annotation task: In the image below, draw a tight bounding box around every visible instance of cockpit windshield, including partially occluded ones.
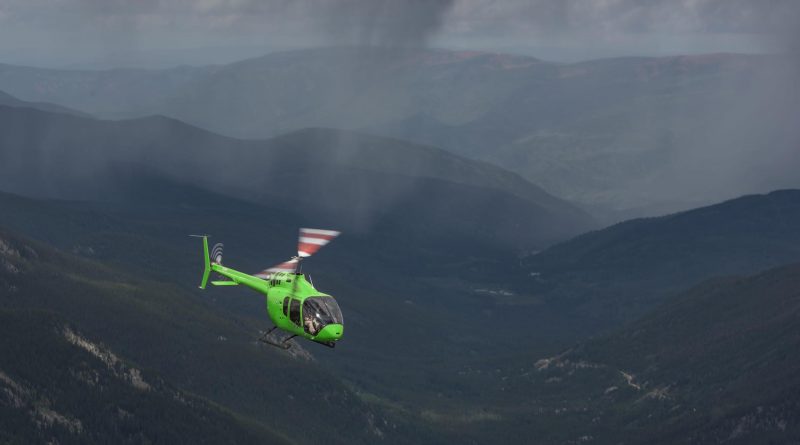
[302,297,343,335]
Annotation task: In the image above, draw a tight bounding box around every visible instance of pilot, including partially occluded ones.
[304,313,320,335]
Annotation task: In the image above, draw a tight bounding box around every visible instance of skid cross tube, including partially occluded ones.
[258,329,297,350]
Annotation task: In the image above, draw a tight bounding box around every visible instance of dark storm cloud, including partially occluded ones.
[6,0,454,42]
[1,0,797,57]
[443,0,799,57]
[449,0,799,34]
[317,0,455,48]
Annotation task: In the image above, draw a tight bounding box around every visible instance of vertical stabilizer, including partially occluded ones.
[191,235,212,289]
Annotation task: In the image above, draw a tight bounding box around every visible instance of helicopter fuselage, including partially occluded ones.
[210,263,344,344]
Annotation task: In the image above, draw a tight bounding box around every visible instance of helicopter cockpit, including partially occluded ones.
[302,296,343,336]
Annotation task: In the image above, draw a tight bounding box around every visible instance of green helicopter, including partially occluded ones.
[193,228,343,349]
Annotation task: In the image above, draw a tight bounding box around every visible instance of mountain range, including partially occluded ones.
[436,262,800,444]
[521,189,800,331]
[0,103,593,251]
[0,89,88,117]
[1,48,797,216]
[1,61,800,443]
[3,183,799,443]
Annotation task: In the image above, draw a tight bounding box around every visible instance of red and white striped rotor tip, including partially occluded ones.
[297,228,340,258]
[253,228,340,279]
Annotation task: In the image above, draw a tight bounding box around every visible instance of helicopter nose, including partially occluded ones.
[316,323,343,341]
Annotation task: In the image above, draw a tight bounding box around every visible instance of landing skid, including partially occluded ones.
[258,326,296,350]
[258,327,337,350]
[312,340,336,349]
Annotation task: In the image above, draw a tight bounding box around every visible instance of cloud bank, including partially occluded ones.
[0,0,797,60]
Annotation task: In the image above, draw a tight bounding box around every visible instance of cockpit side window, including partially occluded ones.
[282,297,290,317]
[289,299,301,326]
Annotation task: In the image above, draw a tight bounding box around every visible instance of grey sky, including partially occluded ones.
[0,0,795,67]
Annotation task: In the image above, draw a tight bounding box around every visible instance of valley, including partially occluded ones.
[1,11,798,441]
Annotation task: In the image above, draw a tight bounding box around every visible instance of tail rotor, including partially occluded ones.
[211,243,224,265]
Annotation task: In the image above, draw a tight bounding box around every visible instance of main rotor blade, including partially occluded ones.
[298,228,340,258]
[254,258,299,279]
[253,228,340,280]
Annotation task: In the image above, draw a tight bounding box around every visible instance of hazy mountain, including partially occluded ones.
[1,48,796,217]
[0,89,89,117]
[0,48,547,133]
[370,53,800,217]
[0,105,594,251]
[0,62,215,118]
[522,189,800,331]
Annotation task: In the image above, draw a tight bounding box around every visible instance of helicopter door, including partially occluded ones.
[289,298,302,326]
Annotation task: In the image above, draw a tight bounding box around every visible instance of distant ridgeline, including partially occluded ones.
[1,50,796,215]
[0,102,594,252]
[521,189,800,330]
